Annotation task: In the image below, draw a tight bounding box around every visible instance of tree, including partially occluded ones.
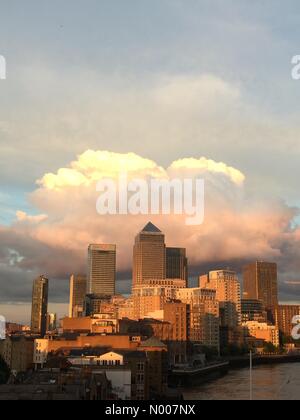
[263,342,278,354]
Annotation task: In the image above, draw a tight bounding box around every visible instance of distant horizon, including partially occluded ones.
[1,274,300,325]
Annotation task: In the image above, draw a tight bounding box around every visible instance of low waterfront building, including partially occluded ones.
[176,288,220,350]
[243,321,280,348]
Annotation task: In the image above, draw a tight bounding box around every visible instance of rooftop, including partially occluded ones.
[141,222,162,234]
[140,337,167,348]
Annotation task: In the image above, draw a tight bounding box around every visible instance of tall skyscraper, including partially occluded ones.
[31,276,49,337]
[69,275,87,317]
[166,247,188,284]
[200,270,241,329]
[87,245,116,296]
[133,222,166,287]
[243,262,278,319]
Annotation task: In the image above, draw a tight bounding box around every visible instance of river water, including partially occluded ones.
[183,363,300,400]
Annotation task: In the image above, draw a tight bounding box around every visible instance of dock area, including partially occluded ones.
[169,362,229,387]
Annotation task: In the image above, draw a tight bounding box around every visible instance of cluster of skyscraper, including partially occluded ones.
[31,222,297,352]
[31,223,188,335]
[68,222,188,319]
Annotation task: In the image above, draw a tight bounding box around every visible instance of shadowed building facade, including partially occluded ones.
[164,301,188,365]
[87,244,116,296]
[69,274,87,318]
[0,336,35,373]
[166,247,188,285]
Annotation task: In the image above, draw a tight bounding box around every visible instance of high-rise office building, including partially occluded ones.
[69,275,87,318]
[133,222,166,288]
[31,276,49,337]
[243,262,278,320]
[166,247,188,284]
[200,270,241,329]
[87,244,116,296]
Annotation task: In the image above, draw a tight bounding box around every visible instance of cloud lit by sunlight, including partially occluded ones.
[0,149,299,307]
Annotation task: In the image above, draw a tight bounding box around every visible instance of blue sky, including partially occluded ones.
[0,0,300,215]
[1,1,300,322]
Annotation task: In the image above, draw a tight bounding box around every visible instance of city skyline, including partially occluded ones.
[2,1,300,402]
[0,221,296,325]
[1,218,300,401]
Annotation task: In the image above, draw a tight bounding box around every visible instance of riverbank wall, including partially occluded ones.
[169,355,300,389]
[168,362,229,388]
[228,354,300,369]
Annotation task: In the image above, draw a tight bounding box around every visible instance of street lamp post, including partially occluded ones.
[250,350,253,401]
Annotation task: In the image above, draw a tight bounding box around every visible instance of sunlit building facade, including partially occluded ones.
[200,270,241,329]
[176,288,220,349]
[31,276,49,337]
[133,223,166,288]
[274,304,300,339]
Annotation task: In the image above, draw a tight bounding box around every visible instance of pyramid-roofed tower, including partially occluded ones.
[141,222,162,234]
[133,222,166,287]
